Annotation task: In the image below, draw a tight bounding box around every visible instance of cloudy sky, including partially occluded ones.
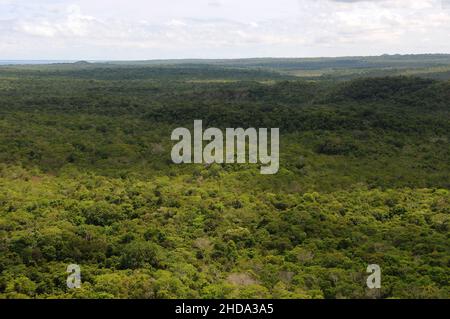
[0,0,449,60]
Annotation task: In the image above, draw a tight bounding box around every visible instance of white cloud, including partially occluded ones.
[16,5,97,38]
[0,0,449,59]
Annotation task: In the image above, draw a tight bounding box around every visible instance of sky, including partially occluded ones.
[0,0,449,60]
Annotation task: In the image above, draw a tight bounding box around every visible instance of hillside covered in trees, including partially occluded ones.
[0,60,449,299]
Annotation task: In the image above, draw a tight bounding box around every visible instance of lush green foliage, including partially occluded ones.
[0,62,449,299]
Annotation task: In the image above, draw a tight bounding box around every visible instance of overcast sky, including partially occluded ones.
[0,0,449,60]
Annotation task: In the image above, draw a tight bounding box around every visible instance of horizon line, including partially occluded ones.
[2,53,450,63]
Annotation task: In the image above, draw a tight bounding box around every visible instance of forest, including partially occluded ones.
[0,57,449,299]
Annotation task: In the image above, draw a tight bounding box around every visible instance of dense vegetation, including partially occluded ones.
[0,59,449,299]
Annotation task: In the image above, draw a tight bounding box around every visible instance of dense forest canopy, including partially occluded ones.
[0,57,449,299]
